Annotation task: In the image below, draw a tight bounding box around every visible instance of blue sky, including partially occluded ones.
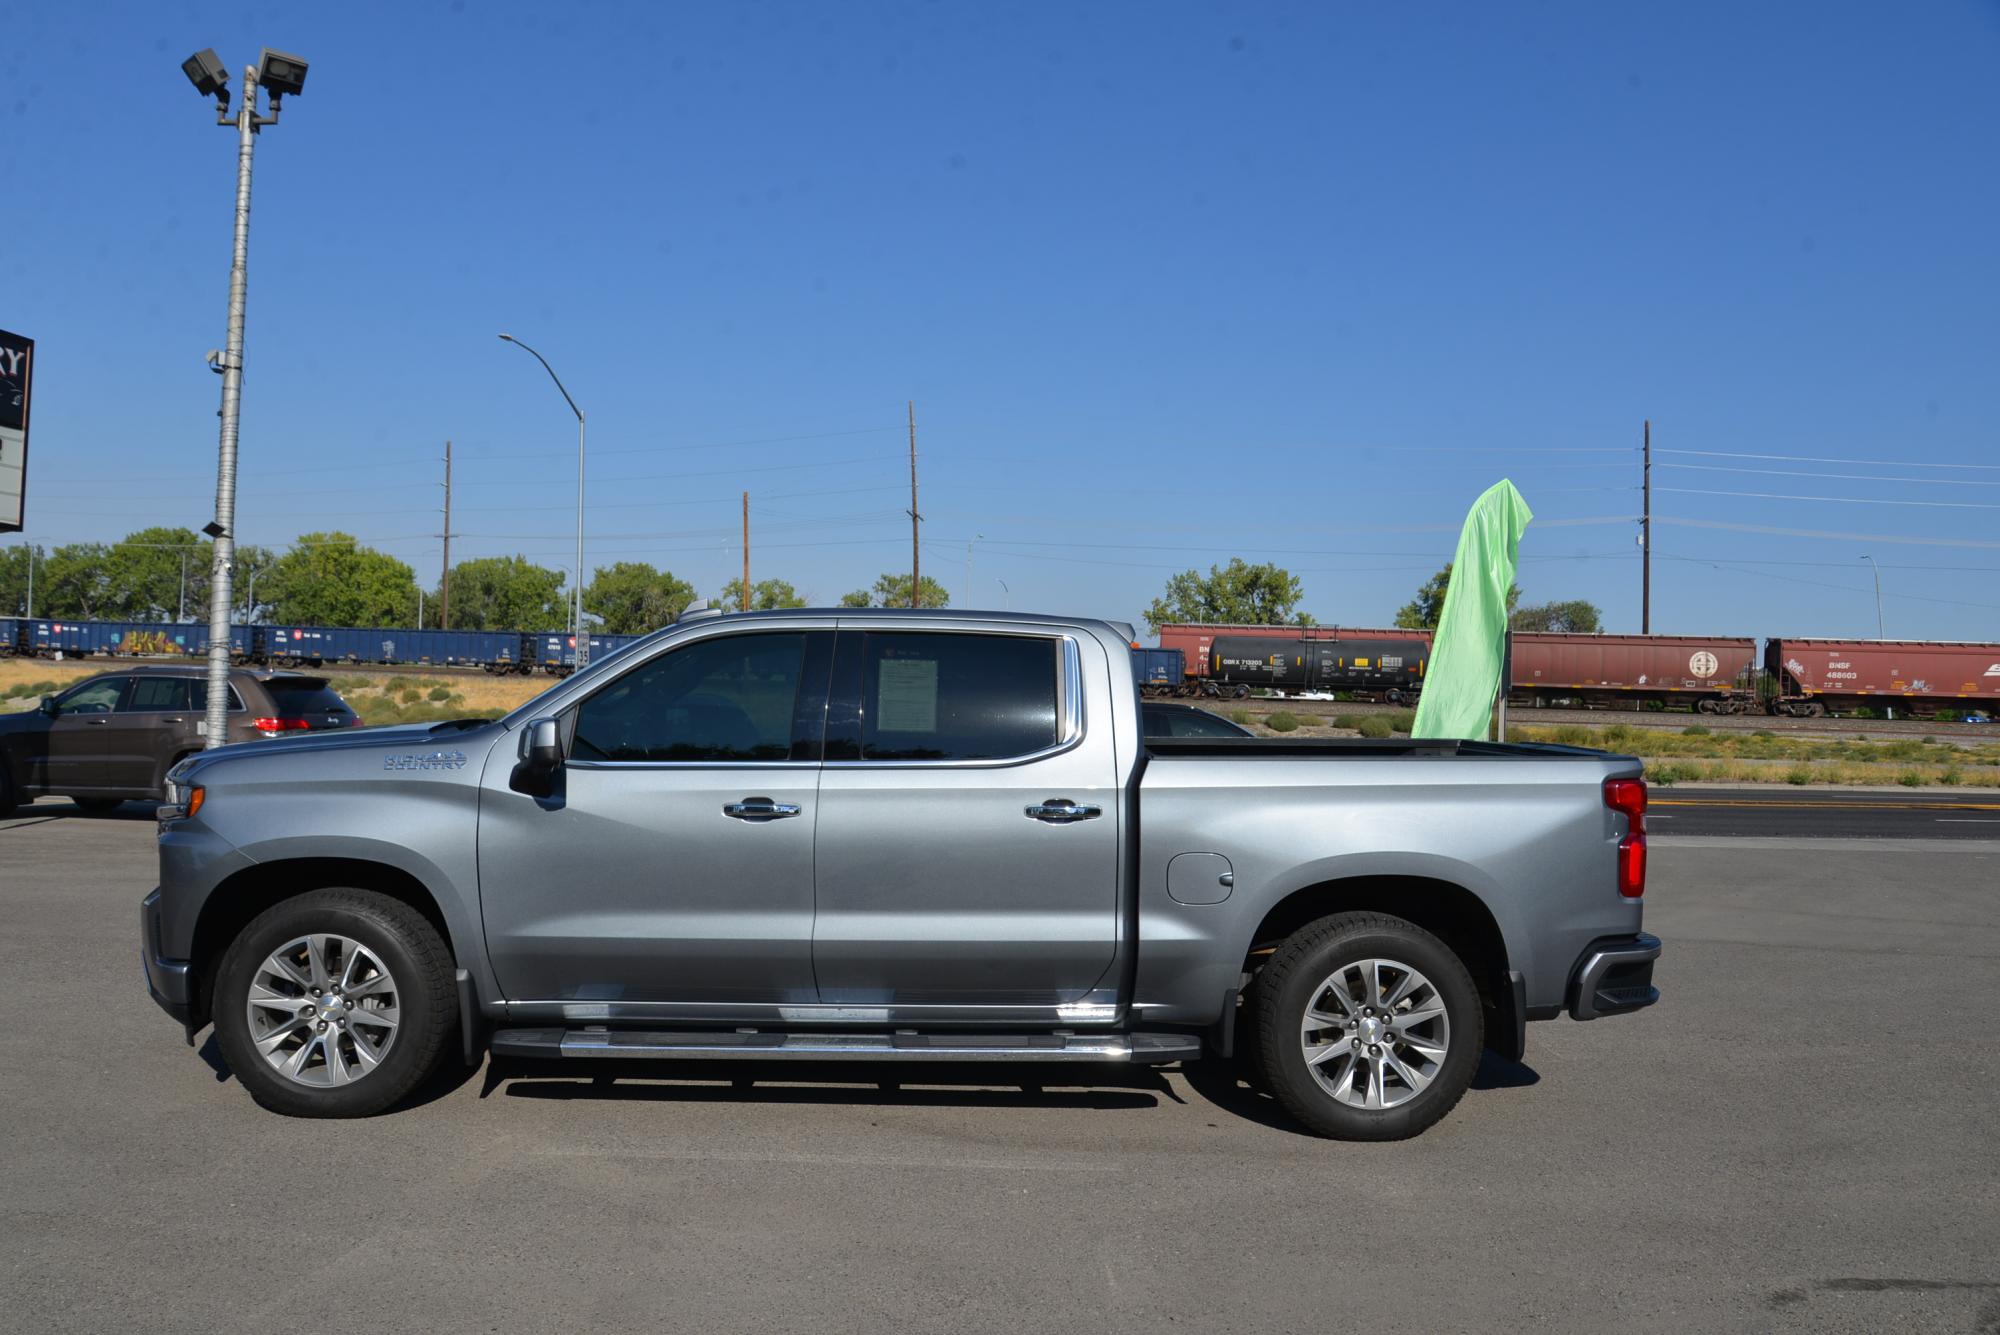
[5,1,1997,639]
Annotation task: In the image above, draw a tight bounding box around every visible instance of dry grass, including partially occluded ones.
[0,658,551,723]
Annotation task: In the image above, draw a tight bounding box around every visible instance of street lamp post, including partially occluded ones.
[1860,555,1884,640]
[499,334,588,670]
[182,46,308,747]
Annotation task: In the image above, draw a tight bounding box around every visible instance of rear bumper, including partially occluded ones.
[1566,933,1661,1021]
[140,889,193,1028]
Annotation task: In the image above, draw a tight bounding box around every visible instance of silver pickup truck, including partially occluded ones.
[142,606,1659,1139]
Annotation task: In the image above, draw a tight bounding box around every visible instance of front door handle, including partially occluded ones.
[85,717,111,726]
[723,798,803,821]
[1026,799,1101,823]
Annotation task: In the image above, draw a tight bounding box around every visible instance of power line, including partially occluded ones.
[1655,515,2000,550]
[1655,447,2000,472]
[1661,556,2000,613]
[1657,461,2000,488]
[1657,486,2000,511]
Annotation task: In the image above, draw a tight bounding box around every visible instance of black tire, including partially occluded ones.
[214,888,456,1118]
[0,767,16,820]
[71,797,123,816]
[1253,912,1482,1141]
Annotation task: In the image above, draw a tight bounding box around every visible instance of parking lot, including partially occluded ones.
[4,801,1997,1334]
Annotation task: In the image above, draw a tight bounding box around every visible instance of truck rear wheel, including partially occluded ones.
[213,888,456,1118]
[1253,912,1482,1140]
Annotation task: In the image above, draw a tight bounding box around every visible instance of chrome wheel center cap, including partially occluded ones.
[1359,1017,1385,1045]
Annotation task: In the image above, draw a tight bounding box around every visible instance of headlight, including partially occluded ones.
[159,781,205,823]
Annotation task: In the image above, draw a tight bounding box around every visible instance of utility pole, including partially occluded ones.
[440,439,452,629]
[907,399,921,608]
[741,490,751,612]
[178,550,189,622]
[1641,420,1652,635]
[24,543,34,618]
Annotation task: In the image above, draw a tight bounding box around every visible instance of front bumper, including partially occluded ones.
[1567,933,1661,1020]
[140,889,193,1029]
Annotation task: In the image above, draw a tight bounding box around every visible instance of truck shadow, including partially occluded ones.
[489,1057,1169,1113]
[1181,1050,1542,1133]
[197,1030,482,1111]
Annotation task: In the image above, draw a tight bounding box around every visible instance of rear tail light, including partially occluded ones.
[253,717,312,735]
[1603,777,1648,899]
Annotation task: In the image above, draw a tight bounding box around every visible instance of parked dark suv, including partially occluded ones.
[0,666,358,815]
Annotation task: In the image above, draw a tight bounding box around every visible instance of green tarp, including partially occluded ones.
[1412,479,1534,740]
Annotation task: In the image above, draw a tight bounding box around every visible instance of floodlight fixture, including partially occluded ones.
[258,49,309,100]
[202,520,229,539]
[183,49,230,103]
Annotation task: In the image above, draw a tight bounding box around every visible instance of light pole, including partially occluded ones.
[499,334,588,670]
[182,46,308,747]
[995,577,1009,611]
[964,533,983,606]
[1860,555,1884,639]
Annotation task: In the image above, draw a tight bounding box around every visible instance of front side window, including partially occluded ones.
[572,633,807,763]
[55,678,125,715]
[848,632,1060,762]
[126,678,193,712]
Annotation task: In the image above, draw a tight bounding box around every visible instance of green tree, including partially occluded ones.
[1510,599,1603,633]
[0,542,43,616]
[262,532,421,627]
[584,562,697,633]
[863,572,950,608]
[1395,562,1522,631]
[838,588,872,608]
[96,526,210,620]
[720,577,808,611]
[1144,558,1306,632]
[233,544,279,622]
[441,554,569,631]
[36,542,114,620]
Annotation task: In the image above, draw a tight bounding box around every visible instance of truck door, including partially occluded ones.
[811,627,1120,1009]
[477,628,833,1006]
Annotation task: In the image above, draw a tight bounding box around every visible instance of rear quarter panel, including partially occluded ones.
[1135,750,1644,1023]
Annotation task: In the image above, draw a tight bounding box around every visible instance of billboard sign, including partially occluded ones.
[0,327,30,533]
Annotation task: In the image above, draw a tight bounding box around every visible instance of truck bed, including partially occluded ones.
[1145,738,1614,759]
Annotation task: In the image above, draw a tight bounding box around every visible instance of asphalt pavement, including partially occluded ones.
[1652,786,2000,839]
[3,798,1997,1333]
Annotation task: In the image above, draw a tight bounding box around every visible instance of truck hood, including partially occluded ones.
[170,719,509,780]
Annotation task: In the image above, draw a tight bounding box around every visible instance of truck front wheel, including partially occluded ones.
[213,888,456,1118]
[1253,912,1482,1140]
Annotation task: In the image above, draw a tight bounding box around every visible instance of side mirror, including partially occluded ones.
[524,717,563,771]
[40,696,57,717]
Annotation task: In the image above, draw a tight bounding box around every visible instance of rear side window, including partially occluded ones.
[839,632,1060,762]
[572,632,808,763]
[262,679,352,715]
[188,681,247,713]
[127,678,193,712]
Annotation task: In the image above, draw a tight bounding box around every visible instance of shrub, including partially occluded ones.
[1783,766,1813,785]
[427,684,453,702]
[1228,709,1251,726]
[1682,724,1711,736]
[399,686,423,704]
[1357,716,1393,739]
[1333,714,1362,730]
[1265,712,1301,733]
[1896,770,1926,788]
[1648,761,1697,786]
[1940,768,1964,786]
[1386,711,1416,734]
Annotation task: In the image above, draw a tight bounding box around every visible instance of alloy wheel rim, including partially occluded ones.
[1298,957,1449,1110]
[244,933,401,1087]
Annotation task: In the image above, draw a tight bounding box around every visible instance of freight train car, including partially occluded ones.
[1764,638,2000,718]
[1130,646,1186,696]
[1209,633,1429,703]
[1507,634,1759,713]
[1158,623,1420,678]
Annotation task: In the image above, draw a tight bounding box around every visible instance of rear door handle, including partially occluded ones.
[723,798,803,821]
[85,718,111,726]
[1026,799,1101,823]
